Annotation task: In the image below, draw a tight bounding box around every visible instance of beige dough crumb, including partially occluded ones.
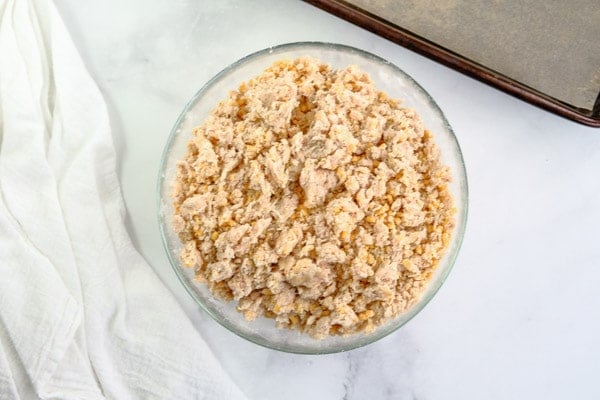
[171,57,455,338]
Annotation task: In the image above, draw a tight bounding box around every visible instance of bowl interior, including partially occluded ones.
[157,42,468,354]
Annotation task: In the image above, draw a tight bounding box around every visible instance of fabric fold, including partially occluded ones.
[0,0,248,398]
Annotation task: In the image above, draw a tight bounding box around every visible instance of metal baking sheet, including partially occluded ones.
[306,0,600,127]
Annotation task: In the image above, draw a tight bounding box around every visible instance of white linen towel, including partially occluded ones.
[0,0,248,398]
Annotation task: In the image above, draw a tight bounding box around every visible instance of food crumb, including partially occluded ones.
[171,57,455,338]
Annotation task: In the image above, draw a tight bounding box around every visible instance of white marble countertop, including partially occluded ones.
[54,1,600,399]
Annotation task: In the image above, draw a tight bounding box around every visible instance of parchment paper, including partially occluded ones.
[352,0,600,110]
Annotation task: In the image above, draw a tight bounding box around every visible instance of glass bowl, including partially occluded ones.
[157,42,468,354]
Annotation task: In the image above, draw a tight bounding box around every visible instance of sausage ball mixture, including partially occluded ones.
[171,58,455,338]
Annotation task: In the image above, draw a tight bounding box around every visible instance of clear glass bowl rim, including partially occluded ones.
[157,41,469,354]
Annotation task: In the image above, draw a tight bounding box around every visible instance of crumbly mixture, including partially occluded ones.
[171,58,455,338]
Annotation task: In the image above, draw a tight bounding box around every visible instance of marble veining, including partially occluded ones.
[54,1,600,399]
[342,352,359,400]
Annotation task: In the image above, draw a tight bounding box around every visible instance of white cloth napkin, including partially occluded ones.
[0,0,248,399]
